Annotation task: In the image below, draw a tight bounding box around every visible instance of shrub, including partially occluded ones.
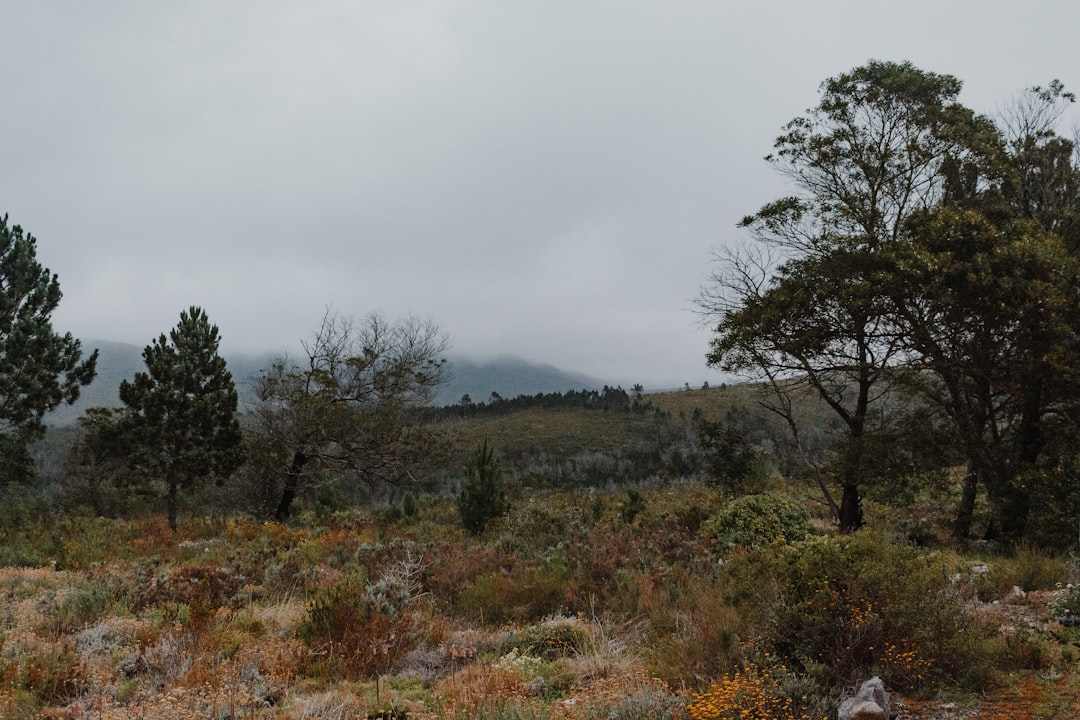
[647,576,745,686]
[723,531,982,695]
[580,677,686,720]
[15,649,86,706]
[458,440,510,535]
[298,566,419,678]
[384,504,405,523]
[687,664,818,720]
[701,493,811,551]
[1052,582,1080,617]
[402,491,419,518]
[457,559,575,624]
[501,617,587,660]
[697,418,765,495]
[137,564,241,626]
[620,489,646,524]
[504,500,588,552]
[49,576,125,636]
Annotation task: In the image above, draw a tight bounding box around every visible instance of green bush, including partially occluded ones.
[696,418,764,494]
[722,531,990,694]
[1051,583,1080,617]
[402,491,419,518]
[51,577,125,635]
[701,493,811,551]
[503,500,588,553]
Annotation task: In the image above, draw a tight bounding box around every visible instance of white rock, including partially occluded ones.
[838,699,886,720]
[838,677,890,720]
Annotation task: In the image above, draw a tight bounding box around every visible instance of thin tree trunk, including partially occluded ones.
[275,451,308,521]
[839,483,863,533]
[953,469,978,540]
[167,482,179,531]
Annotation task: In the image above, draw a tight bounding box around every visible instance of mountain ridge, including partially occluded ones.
[45,340,607,425]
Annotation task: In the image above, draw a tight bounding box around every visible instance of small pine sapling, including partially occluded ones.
[457,439,509,535]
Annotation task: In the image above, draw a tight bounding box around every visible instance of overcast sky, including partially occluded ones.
[2,2,1077,389]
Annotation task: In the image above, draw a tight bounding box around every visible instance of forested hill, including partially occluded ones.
[45,342,605,426]
[439,356,602,406]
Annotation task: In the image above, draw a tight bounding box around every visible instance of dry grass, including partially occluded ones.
[1,491,1079,720]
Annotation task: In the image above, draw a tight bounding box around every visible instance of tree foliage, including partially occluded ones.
[881,80,1080,541]
[888,210,1080,538]
[0,215,97,484]
[64,407,137,516]
[252,311,449,520]
[119,307,244,529]
[696,417,762,494]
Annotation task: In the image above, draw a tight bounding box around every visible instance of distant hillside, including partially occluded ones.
[44,340,275,426]
[438,356,603,406]
[44,342,605,425]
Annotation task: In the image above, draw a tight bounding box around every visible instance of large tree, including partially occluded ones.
[887,207,1080,541]
[120,307,244,529]
[252,311,449,520]
[884,82,1080,541]
[701,61,994,531]
[0,215,97,485]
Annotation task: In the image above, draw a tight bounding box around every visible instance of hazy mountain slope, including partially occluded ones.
[44,342,605,425]
[44,341,275,426]
[438,356,603,406]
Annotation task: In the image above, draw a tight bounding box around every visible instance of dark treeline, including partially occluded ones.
[422,385,669,421]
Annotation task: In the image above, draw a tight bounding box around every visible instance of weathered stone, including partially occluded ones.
[838,676,890,720]
[838,699,886,720]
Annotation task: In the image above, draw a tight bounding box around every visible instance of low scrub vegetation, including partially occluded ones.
[0,480,1079,718]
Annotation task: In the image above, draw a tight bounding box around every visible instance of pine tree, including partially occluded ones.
[120,306,244,529]
[457,439,509,535]
[0,214,97,485]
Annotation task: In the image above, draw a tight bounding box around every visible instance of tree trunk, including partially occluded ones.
[839,483,863,533]
[275,451,308,521]
[991,486,1031,543]
[167,482,179,531]
[981,461,1030,544]
[953,469,978,540]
